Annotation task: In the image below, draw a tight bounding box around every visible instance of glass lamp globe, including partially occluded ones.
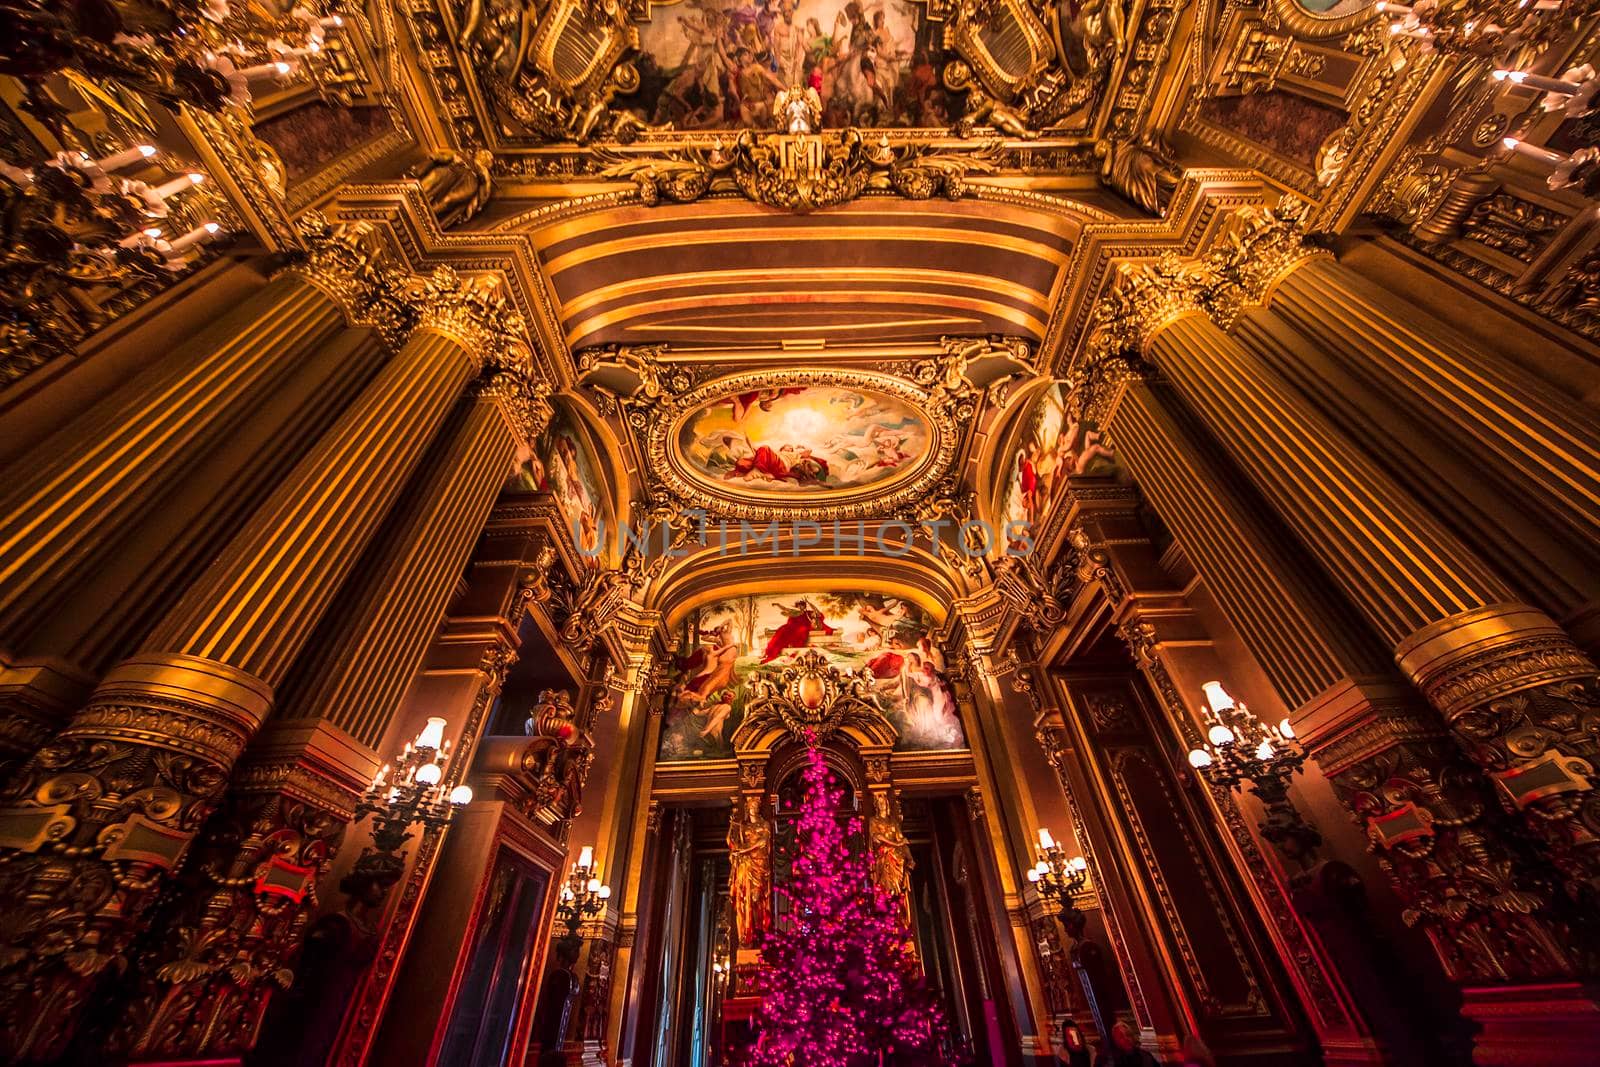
[1278,718,1296,739]
[449,785,473,805]
[1208,723,1236,746]
[1255,739,1276,760]
[1188,748,1213,768]
[414,762,442,786]
[1069,855,1088,872]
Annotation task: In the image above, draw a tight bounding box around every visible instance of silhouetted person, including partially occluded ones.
[532,937,581,1058]
[1094,1021,1158,1067]
[1056,1017,1092,1067]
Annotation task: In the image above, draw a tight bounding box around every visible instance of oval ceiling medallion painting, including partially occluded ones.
[653,372,954,520]
[679,385,930,495]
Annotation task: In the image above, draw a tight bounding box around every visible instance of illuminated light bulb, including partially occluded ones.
[1069,855,1088,872]
[1278,718,1296,739]
[1208,723,1236,746]
[1188,748,1213,768]
[586,877,601,894]
[1255,739,1276,760]
[449,784,473,805]
[1037,827,1055,850]
[1503,137,1569,165]
[151,172,206,199]
[1201,680,1235,714]
[414,761,442,785]
[598,884,612,900]
[164,221,220,254]
[415,717,447,750]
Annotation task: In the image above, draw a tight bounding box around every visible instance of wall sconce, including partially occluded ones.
[1026,827,1091,936]
[342,717,472,906]
[1186,682,1322,866]
[556,845,612,943]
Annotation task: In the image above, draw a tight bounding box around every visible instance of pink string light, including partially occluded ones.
[749,743,949,1065]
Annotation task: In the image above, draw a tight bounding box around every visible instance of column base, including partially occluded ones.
[106,719,376,1062]
[0,653,274,1064]
[1462,983,1600,1066]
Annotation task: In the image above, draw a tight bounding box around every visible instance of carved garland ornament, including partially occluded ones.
[643,367,962,522]
[597,132,1005,214]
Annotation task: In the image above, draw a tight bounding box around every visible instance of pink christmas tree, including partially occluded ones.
[750,744,949,1066]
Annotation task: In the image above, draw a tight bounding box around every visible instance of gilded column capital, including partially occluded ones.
[1121,253,1232,334]
[406,266,526,372]
[1208,202,1331,311]
[1075,284,1161,424]
[276,211,411,347]
[472,351,554,447]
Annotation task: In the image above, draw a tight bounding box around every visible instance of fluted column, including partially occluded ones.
[1091,371,1585,1005]
[1265,254,1600,550]
[0,269,346,761]
[101,346,549,1060]
[1215,239,1600,644]
[0,267,510,1062]
[1105,244,1600,917]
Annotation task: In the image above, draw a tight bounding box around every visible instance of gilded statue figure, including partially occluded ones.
[1094,136,1182,216]
[727,795,772,947]
[408,148,494,228]
[869,792,913,923]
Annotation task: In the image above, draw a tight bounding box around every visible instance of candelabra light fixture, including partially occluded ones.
[1186,682,1322,865]
[343,717,472,905]
[556,845,612,943]
[1376,0,1600,198]
[1026,828,1091,934]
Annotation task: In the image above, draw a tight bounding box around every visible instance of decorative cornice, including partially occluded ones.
[597,132,1009,214]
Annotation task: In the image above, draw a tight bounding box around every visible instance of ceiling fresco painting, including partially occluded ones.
[659,591,966,760]
[677,384,932,495]
[623,0,956,130]
[998,381,1117,549]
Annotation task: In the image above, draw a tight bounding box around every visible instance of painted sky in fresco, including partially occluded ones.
[678,385,930,496]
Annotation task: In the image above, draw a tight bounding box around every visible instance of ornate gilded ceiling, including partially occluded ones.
[437,0,1133,153]
[523,196,1083,348]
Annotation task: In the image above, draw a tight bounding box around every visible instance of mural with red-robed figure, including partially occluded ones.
[657,592,966,760]
[998,381,1117,551]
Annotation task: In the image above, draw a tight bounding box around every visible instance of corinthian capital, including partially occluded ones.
[1122,252,1234,332]
[1209,200,1330,308]
[408,266,528,371]
[278,211,411,346]
[1075,282,1161,423]
[474,354,554,446]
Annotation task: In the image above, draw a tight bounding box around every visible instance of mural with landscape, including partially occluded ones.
[658,591,966,760]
